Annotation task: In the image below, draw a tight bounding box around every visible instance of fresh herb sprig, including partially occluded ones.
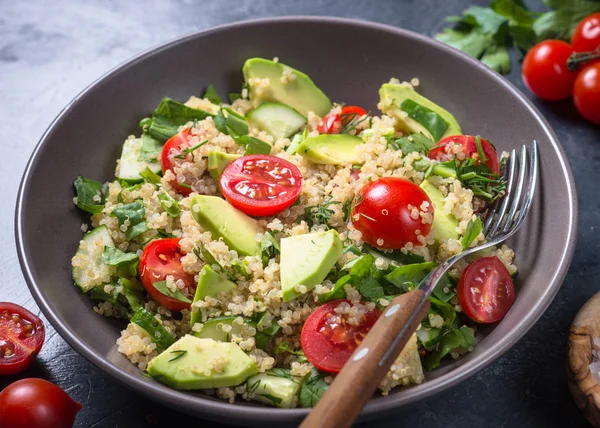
[174,139,208,161]
[340,111,370,134]
[300,197,341,229]
[168,349,188,362]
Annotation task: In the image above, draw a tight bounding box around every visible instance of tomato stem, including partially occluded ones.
[567,47,600,71]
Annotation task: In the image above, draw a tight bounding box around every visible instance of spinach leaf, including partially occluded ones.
[138,134,163,162]
[274,343,307,362]
[462,217,483,250]
[318,274,352,303]
[157,192,181,217]
[423,326,475,371]
[147,97,213,142]
[203,84,222,104]
[73,176,105,214]
[400,99,449,142]
[299,368,329,408]
[385,261,437,292]
[111,200,149,240]
[261,232,280,267]
[214,108,248,137]
[388,133,435,155]
[103,246,139,277]
[152,280,191,303]
[139,166,162,184]
[235,135,271,155]
[356,276,386,303]
[429,296,457,327]
[365,245,426,265]
[432,273,456,303]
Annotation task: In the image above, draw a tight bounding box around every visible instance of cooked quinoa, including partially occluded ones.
[71,57,517,408]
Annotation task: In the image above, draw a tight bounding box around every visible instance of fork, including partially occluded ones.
[300,141,538,428]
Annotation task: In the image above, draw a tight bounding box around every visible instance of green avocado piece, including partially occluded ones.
[379,83,462,141]
[246,369,303,408]
[419,179,459,242]
[207,151,241,184]
[190,265,237,328]
[243,58,332,117]
[296,134,363,165]
[147,335,258,390]
[280,230,343,302]
[190,195,261,257]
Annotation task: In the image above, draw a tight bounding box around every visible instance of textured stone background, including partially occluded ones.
[1,0,599,426]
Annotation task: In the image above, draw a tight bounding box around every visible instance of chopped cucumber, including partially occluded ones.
[131,308,176,351]
[193,316,255,342]
[247,103,307,139]
[116,137,162,182]
[72,226,115,292]
[246,369,303,408]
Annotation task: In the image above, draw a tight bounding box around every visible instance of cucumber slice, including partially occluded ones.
[193,316,256,342]
[247,103,307,139]
[72,226,115,292]
[116,137,162,182]
[246,369,303,408]
[131,308,176,351]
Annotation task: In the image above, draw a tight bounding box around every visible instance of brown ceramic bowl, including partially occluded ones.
[15,17,577,426]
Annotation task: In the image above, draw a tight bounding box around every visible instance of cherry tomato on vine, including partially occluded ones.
[0,378,82,428]
[0,302,45,375]
[573,62,600,125]
[521,40,578,101]
[301,300,380,373]
[350,177,433,249]
[139,238,195,311]
[572,13,600,54]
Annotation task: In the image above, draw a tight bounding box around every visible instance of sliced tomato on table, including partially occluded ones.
[457,256,515,324]
[350,177,433,249]
[301,300,380,373]
[160,128,194,195]
[0,302,45,375]
[428,135,500,175]
[219,154,302,217]
[317,105,367,134]
[139,238,195,311]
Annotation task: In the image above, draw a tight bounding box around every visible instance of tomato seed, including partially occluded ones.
[12,315,20,323]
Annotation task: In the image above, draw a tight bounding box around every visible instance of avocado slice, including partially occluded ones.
[280,230,343,302]
[379,83,462,141]
[246,369,303,408]
[190,265,237,328]
[243,58,332,117]
[207,151,241,184]
[190,195,261,256]
[296,134,363,165]
[419,179,459,242]
[147,335,258,389]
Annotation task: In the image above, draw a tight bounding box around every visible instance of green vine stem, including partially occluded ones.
[567,47,600,72]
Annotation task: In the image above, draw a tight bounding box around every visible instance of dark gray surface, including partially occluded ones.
[0,1,596,428]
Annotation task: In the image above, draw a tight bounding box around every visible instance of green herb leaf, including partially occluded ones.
[423,326,475,371]
[385,261,437,292]
[168,349,188,362]
[388,133,436,154]
[480,43,511,74]
[400,99,449,142]
[152,280,192,304]
[299,197,341,229]
[157,192,181,217]
[462,217,483,250]
[139,166,162,184]
[356,276,386,303]
[261,232,280,267]
[365,245,426,265]
[274,343,306,363]
[534,1,600,41]
[138,134,163,162]
[299,368,329,408]
[214,108,248,137]
[254,313,281,350]
[111,200,149,240]
[103,246,139,267]
[228,92,242,103]
[235,135,271,155]
[203,84,222,105]
[147,97,213,142]
[73,176,105,214]
[318,274,352,303]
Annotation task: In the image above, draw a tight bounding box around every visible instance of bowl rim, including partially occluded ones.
[15,15,578,424]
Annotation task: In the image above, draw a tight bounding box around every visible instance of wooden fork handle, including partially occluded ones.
[299,289,430,428]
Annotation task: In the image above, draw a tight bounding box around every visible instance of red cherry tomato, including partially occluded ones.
[521,40,578,101]
[428,135,499,174]
[573,62,600,125]
[458,256,515,324]
[0,378,82,428]
[572,13,600,54]
[0,303,45,375]
[139,239,195,311]
[300,300,380,373]
[160,129,194,195]
[351,177,433,249]
[220,155,302,217]
[317,106,367,134]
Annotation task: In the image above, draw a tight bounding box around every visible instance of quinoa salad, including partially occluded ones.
[71,57,517,408]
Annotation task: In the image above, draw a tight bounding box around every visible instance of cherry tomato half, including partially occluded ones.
[0,378,82,428]
[428,135,499,174]
[220,155,303,217]
[458,256,515,324]
[139,239,195,311]
[521,40,578,101]
[574,62,600,125]
[572,13,600,54]
[317,105,367,134]
[0,303,45,375]
[160,129,194,195]
[351,177,433,249]
[301,300,380,373]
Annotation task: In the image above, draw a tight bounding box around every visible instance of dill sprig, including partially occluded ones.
[174,139,208,161]
[168,350,187,362]
[456,157,506,202]
[340,111,370,134]
[300,196,341,229]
